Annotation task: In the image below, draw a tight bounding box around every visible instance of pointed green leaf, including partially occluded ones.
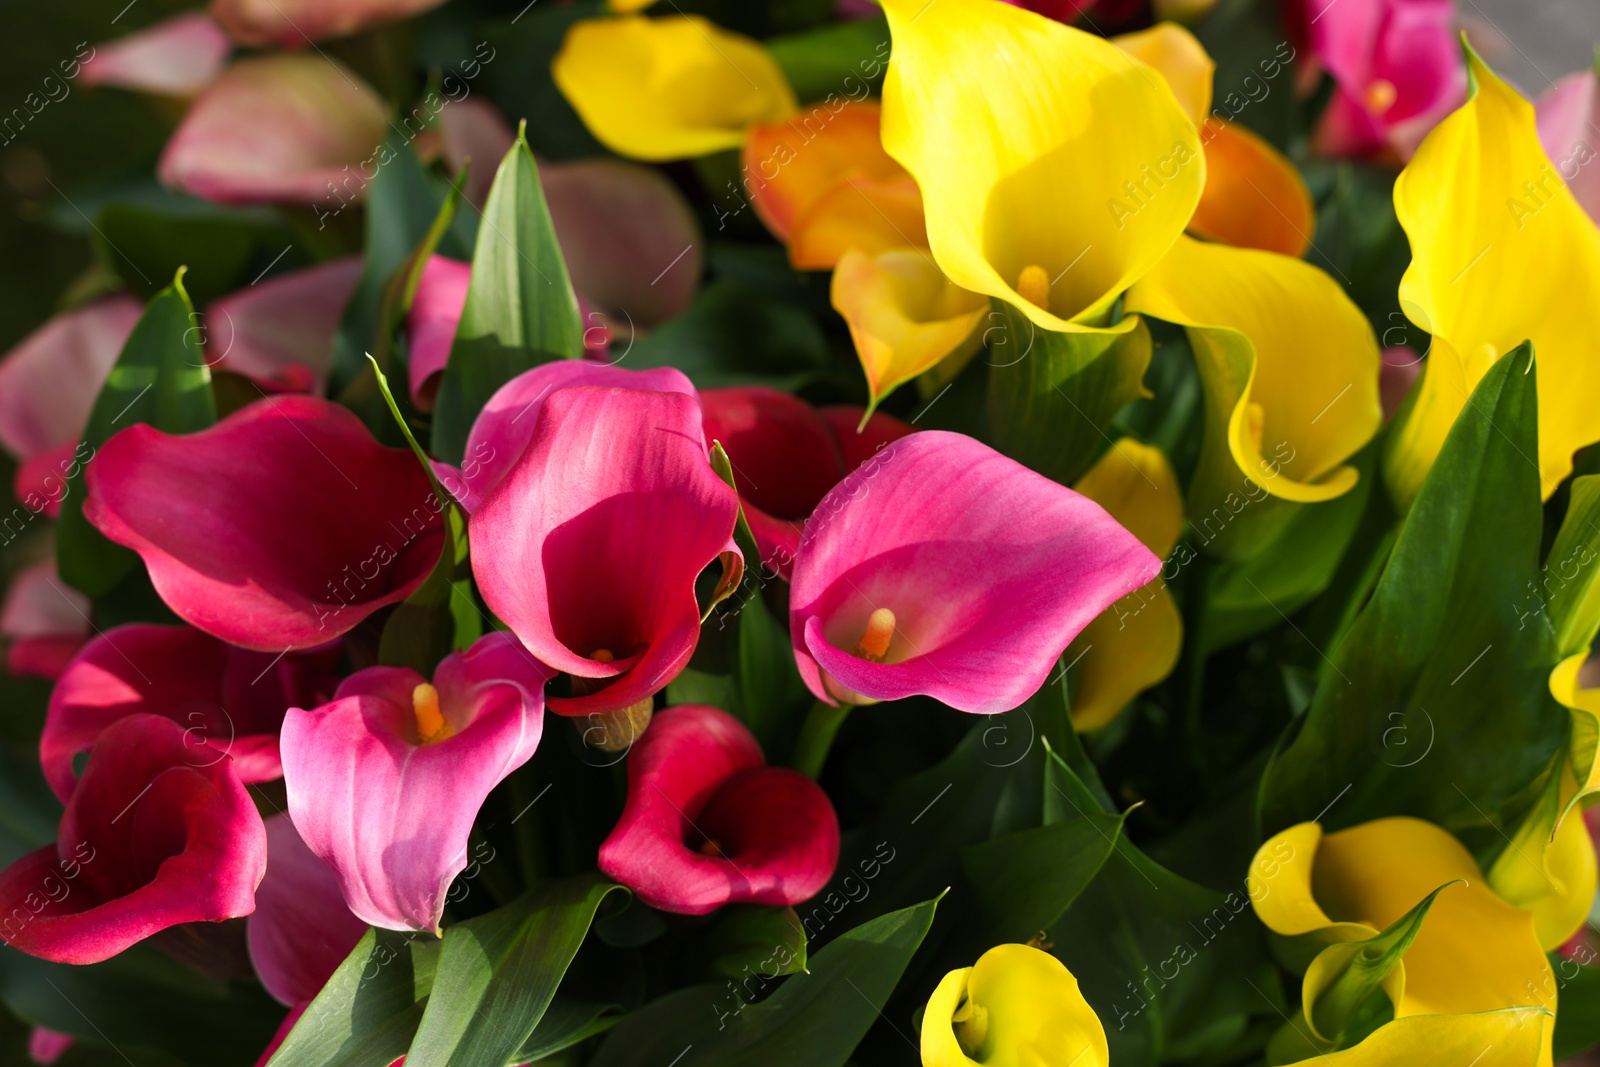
[268,928,436,1067]
[961,804,1126,937]
[1546,474,1600,658]
[683,905,808,982]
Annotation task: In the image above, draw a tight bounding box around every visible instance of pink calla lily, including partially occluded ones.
[598,704,839,915]
[471,387,739,719]
[1537,63,1600,228]
[438,99,517,209]
[159,54,388,206]
[789,431,1161,714]
[84,394,445,652]
[0,713,266,964]
[2,561,90,680]
[80,12,232,98]
[280,632,553,932]
[208,0,450,48]
[818,406,917,471]
[247,814,367,1007]
[210,258,363,394]
[41,623,341,802]
[27,1028,74,1065]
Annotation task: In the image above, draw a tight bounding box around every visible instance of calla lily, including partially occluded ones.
[84,394,445,651]
[0,295,140,516]
[471,386,740,721]
[208,0,450,48]
[1280,1009,1549,1066]
[406,255,474,410]
[281,632,553,933]
[159,54,388,206]
[1486,768,1596,954]
[1308,0,1466,163]
[597,704,838,915]
[247,814,368,1007]
[922,943,1108,1067]
[701,387,915,579]
[80,12,231,98]
[0,713,265,964]
[1385,47,1600,505]
[1126,235,1381,556]
[1379,345,1422,421]
[438,98,517,208]
[2,561,90,680]
[210,258,363,394]
[435,360,696,513]
[1536,59,1600,228]
[1064,439,1183,731]
[743,100,928,270]
[1250,818,1554,1065]
[789,431,1159,714]
[28,1028,73,1065]
[41,623,341,802]
[552,16,798,162]
[879,0,1203,333]
[830,249,988,414]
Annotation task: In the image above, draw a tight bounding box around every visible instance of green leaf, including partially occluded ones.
[683,905,808,982]
[960,806,1126,938]
[1546,474,1600,658]
[268,928,436,1067]
[1553,956,1600,1061]
[986,303,1153,485]
[623,281,828,391]
[404,877,625,1067]
[513,994,626,1061]
[0,943,280,1067]
[733,592,812,755]
[1260,343,1570,862]
[766,17,890,104]
[431,127,585,464]
[58,271,216,596]
[590,895,942,1067]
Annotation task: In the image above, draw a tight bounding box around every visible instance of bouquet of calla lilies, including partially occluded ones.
[3,0,1600,1064]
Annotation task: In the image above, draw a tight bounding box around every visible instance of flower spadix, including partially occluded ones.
[922,943,1108,1067]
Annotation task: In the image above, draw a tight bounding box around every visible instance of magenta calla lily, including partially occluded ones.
[211,258,363,394]
[1537,64,1600,228]
[41,624,340,803]
[208,0,450,48]
[247,814,367,1007]
[598,704,839,915]
[471,386,739,718]
[1,561,90,681]
[789,432,1160,714]
[0,713,266,965]
[1308,0,1465,162]
[29,1028,73,1065]
[80,12,231,98]
[84,394,445,652]
[280,633,553,932]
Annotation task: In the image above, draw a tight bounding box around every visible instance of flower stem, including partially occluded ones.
[790,699,852,779]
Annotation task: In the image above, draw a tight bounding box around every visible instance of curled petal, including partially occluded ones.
[1111,23,1214,125]
[80,13,232,97]
[923,944,1108,1067]
[84,395,444,651]
[406,255,473,411]
[211,258,363,394]
[1191,118,1315,256]
[0,296,141,462]
[247,814,367,1006]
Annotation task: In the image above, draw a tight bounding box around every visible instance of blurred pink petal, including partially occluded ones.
[247,814,367,1005]
[211,258,363,393]
[1380,344,1424,421]
[209,0,450,48]
[159,54,388,206]
[2,561,90,680]
[27,1028,73,1065]
[1537,65,1600,228]
[406,256,473,411]
[80,13,232,98]
[438,99,517,208]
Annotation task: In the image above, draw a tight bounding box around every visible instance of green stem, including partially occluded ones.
[790,699,853,779]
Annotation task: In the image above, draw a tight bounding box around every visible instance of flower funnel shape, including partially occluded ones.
[923,943,1109,1067]
[598,704,839,915]
[84,394,445,652]
[41,623,340,802]
[246,814,367,1007]
[281,632,553,932]
[471,386,739,717]
[0,713,266,964]
[211,258,363,394]
[789,431,1160,714]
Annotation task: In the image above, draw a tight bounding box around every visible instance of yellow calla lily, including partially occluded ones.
[831,248,988,413]
[1065,439,1184,731]
[1280,1009,1549,1066]
[1112,23,1214,125]
[1386,45,1600,505]
[1250,818,1555,1066]
[1553,653,1600,803]
[1126,235,1381,557]
[878,0,1203,333]
[552,15,797,161]
[922,943,1109,1067]
[1487,765,1596,953]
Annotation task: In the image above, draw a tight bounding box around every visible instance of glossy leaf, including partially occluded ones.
[767,17,889,104]
[1546,474,1600,658]
[961,806,1126,937]
[684,905,808,981]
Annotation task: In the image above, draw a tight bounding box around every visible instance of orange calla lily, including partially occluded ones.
[1192,117,1314,257]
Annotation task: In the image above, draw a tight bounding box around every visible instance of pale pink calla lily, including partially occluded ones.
[1309,0,1466,163]
[2,561,90,680]
[280,632,553,932]
[41,624,341,802]
[210,258,363,393]
[0,296,141,516]
[598,704,839,915]
[247,814,367,1007]
[80,12,232,98]
[209,0,450,48]
[84,394,445,652]
[438,99,517,209]
[0,713,266,964]
[471,387,739,718]
[1537,62,1600,228]
[789,432,1161,714]
[435,359,695,512]
[27,1028,73,1065]
[159,54,388,206]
